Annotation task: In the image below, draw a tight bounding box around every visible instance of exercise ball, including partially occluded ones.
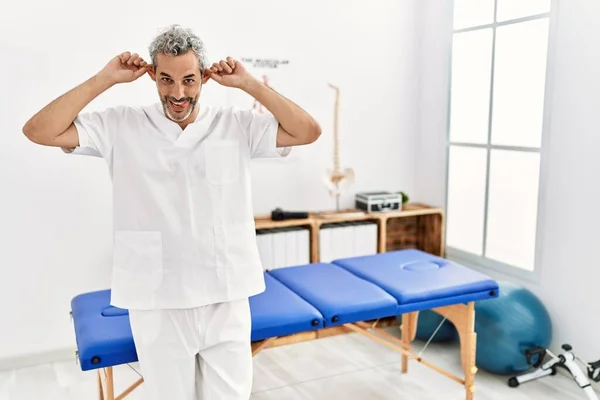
[415,310,458,342]
[475,281,552,375]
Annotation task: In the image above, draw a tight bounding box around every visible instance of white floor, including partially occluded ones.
[0,328,595,399]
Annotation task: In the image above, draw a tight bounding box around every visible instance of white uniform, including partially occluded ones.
[65,102,291,399]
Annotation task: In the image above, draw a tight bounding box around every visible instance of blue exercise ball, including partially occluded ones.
[474,281,552,375]
[415,310,458,342]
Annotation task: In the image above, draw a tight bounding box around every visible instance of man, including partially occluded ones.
[22,25,321,399]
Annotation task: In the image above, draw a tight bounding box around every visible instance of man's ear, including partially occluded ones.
[147,65,156,81]
[201,70,211,84]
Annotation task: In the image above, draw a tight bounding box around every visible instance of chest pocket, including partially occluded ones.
[204,140,241,185]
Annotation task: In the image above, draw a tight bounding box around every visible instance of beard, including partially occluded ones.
[161,95,198,122]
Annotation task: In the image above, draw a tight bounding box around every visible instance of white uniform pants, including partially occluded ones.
[128,298,253,400]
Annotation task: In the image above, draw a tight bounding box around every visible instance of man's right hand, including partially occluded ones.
[97,51,151,86]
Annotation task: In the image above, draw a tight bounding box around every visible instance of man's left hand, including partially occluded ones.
[206,57,255,90]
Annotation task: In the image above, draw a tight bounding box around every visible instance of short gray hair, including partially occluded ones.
[148,24,209,74]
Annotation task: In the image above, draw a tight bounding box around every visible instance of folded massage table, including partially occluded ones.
[70,249,499,400]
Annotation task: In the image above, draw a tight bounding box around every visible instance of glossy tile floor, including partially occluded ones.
[0,328,594,399]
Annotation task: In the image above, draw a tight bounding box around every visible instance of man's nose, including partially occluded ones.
[172,84,185,99]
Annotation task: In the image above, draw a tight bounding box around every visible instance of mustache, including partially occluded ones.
[165,96,194,103]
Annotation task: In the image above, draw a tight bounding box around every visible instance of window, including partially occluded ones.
[445,0,552,274]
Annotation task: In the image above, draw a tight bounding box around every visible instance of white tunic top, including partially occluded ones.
[65,102,291,310]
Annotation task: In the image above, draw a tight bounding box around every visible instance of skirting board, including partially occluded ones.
[0,346,76,372]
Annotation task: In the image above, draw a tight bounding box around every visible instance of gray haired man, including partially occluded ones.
[23,24,321,399]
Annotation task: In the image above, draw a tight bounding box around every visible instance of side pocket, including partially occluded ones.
[223,221,262,267]
[205,140,241,185]
[113,230,163,291]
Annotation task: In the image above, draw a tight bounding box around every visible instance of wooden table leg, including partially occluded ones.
[432,302,478,400]
[458,303,477,400]
[106,367,114,400]
[401,312,418,373]
[98,370,105,400]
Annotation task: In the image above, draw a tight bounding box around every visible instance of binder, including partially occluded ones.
[256,221,377,269]
[255,226,311,270]
[318,221,378,262]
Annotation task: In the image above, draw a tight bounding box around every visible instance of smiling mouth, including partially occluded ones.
[169,99,190,111]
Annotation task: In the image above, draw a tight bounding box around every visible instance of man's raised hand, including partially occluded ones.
[97,51,152,86]
[206,57,255,90]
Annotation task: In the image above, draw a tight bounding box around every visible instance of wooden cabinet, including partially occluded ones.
[254,203,445,262]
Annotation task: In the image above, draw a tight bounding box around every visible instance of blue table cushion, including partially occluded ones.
[71,289,136,371]
[268,263,398,327]
[332,249,499,310]
[250,273,324,341]
[71,252,499,371]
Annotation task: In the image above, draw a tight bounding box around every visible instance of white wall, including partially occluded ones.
[414,0,600,361]
[0,1,419,365]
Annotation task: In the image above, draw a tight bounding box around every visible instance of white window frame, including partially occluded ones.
[443,0,558,283]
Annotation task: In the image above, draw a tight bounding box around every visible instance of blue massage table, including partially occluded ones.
[71,249,499,400]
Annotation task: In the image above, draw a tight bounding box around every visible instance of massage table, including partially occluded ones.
[70,249,499,400]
